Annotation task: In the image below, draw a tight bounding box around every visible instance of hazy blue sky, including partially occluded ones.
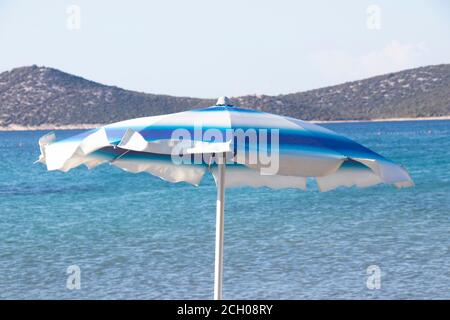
[0,0,449,97]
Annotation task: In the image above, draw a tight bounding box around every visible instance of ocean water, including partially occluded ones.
[0,120,449,300]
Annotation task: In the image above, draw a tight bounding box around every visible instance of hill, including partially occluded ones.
[0,64,449,128]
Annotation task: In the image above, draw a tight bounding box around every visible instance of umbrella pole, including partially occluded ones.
[214,152,226,300]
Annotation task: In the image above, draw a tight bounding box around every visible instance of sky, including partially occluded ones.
[0,0,449,98]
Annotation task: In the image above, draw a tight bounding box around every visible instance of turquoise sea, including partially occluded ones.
[0,120,449,299]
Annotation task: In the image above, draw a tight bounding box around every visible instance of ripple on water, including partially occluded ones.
[0,122,449,299]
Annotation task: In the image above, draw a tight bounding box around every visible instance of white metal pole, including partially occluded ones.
[214,153,226,300]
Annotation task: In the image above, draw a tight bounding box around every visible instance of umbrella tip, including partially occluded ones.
[216,96,232,106]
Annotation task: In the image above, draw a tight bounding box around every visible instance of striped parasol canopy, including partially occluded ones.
[37,97,413,299]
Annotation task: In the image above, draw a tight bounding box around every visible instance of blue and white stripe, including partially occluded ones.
[37,103,414,191]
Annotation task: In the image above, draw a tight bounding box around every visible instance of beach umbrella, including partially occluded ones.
[36,96,413,299]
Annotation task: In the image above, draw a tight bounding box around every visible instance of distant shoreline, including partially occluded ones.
[312,115,450,124]
[1,116,450,131]
[0,123,104,132]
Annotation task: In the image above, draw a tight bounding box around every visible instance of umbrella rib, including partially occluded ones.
[207,152,215,172]
[109,148,130,164]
